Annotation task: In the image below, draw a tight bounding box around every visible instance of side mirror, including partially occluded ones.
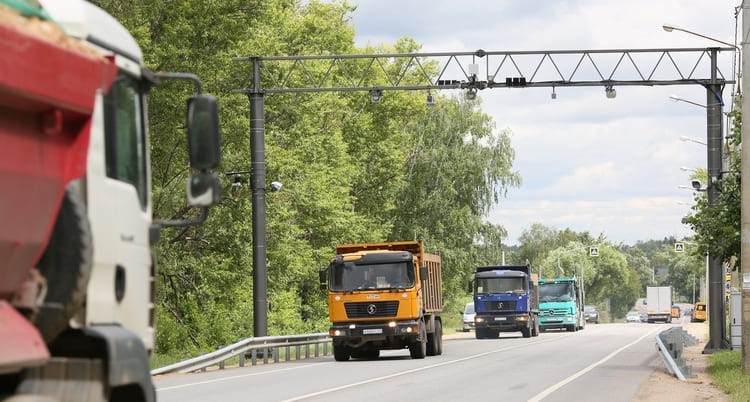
[186,95,221,170]
[419,266,428,282]
[187,172,221,207]
[468,280,473,293]
[319,266,328,290]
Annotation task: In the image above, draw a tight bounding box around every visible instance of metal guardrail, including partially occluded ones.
[655,327,699,380]
[151,333,331,376]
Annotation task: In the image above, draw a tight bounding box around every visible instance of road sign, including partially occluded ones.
[674,242,685,253]
[589,247,599,257]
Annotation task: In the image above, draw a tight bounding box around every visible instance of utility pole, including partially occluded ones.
[741,1,750,373]
[704,48,729,353]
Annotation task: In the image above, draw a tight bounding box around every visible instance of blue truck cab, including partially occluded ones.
[471,265,539,339]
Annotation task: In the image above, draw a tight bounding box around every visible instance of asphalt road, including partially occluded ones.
[154,322,670,402]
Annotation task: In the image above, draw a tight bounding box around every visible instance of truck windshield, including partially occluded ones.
[475,277,525,294]
[539,282,575,302]
[329,261,415,291]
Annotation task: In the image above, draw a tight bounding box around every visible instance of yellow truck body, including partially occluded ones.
[320,241,443,361]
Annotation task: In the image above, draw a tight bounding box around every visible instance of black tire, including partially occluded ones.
[333,344,350,361]
[409,324,426,359]
[521,326,531,338]
[426,327,437,356]
[475,328,488,339]
[435,320,443,355]
[34,183,93,342]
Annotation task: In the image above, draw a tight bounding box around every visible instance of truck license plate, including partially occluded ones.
[363,329,383,334]
[494,317,506,321]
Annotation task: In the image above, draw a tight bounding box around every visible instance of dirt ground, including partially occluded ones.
[632,321,731,402]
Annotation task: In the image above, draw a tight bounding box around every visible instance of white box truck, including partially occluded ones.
[646,286,672,323]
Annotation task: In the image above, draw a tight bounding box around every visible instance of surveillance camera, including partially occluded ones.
[691,179,702,190]
[270,181,283,192]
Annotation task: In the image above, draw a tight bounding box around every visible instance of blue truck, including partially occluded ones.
[538,277,585,332]
[470,265,539,339]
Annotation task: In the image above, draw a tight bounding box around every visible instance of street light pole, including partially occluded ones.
[741,1,750,373]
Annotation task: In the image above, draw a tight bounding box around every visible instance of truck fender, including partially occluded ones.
[34,181,93,342]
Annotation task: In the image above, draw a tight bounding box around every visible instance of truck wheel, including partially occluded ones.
[426,329,436,356]
[34,184,93,342]
[521,327,531,338]
[409,325,426,359]
[333,344,350,361]
[566,324,576,332]
[475,328,487,339]
[434,320,443,355]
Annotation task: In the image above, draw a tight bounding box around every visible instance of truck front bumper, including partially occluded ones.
[329,320,420,339]
[474,314,530,332]
[539,315,576,329]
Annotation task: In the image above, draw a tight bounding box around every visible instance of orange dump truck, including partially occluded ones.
[319,241,443,361]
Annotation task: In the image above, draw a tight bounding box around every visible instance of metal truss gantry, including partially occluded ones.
[233,48,735,351]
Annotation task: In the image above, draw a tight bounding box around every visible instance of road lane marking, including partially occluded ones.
[157,363,333,391]
[527,327,662,402]
[281,337,561,402]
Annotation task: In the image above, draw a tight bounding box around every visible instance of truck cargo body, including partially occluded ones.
[646,286,672,323]
[321,241,443,360]
[538,277,585,332]
[472,265,539,339]
[0,2,221,400]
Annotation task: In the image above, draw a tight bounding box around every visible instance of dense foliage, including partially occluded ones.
[92,0,521,355]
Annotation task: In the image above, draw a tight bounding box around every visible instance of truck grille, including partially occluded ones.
[344,301,399,318]
[541,308,569,316]
[478,300,517,312]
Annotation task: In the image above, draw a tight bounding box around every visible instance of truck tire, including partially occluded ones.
[427,320,443,356]
[333,344,350,361]
[409,324,426,359]
[34,183,94,342]
[434,320,443,355]
[426,331,436,356]
[475,328,488,339]
[521,326,531,338]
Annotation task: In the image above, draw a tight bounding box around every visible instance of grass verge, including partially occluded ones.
[708,350,750,402]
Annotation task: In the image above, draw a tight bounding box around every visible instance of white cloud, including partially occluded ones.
[345,0,738,245]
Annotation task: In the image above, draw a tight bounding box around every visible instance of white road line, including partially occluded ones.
[527,327,662,402]
[281,337,560,402]
[157,363,332,391]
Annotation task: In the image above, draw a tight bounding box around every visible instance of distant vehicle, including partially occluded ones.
[584,305,600,324]
[462,302,476,332]
[639,311,648,322]
[626,311,641,323]
[692,301,707,322]
[671,305,681,319]
[646,286,672,323]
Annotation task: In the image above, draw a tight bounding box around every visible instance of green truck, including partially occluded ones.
[538,277,585,332]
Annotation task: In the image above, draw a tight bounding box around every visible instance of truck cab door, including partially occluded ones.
[84,72,153,350]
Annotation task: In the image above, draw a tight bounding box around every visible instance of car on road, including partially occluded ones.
[583,305,600,324]
[626,311,641,323]
[462,301,475,332]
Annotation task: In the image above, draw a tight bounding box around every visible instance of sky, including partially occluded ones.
[345,0,742,246]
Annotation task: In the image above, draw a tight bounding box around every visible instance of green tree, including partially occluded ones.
[682,98,741,267]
